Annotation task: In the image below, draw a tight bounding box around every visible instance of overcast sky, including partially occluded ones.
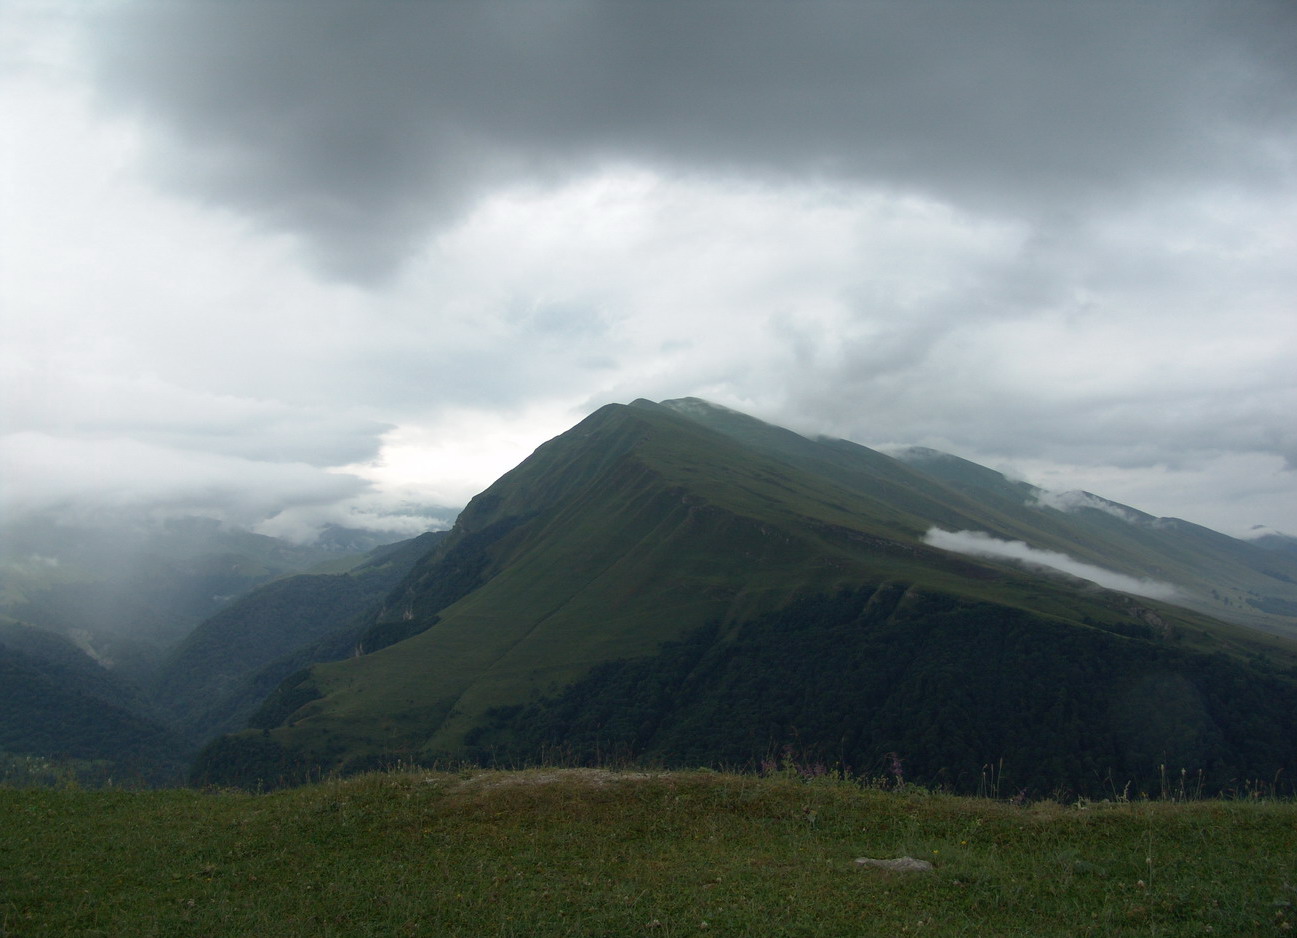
[3,0,1295,541]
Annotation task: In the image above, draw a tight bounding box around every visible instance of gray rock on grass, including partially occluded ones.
[854,856,935,872]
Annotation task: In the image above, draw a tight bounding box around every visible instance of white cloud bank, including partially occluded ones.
[2,2,1295,542]
[1030,489,1144,524]
[923,528,1179,601]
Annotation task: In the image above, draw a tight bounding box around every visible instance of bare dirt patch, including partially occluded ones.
[448,767,667,792]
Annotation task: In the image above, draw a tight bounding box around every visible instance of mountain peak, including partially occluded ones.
[190,398,1297,795]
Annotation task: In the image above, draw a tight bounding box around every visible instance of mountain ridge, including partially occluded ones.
[191,399,1297,792]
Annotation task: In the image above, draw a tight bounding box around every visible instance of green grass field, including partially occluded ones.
[4,769,1295,936]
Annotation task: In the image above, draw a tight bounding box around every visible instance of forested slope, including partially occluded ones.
[469,586,1297,797]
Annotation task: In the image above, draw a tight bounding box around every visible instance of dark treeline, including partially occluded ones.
[0,643,184,786]
[464,586,1297,799]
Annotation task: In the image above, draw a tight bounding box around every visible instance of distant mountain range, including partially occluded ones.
[184,399,1297,796]
[151,531,447,748]
[0,515,377,675]
[0,518,439,785]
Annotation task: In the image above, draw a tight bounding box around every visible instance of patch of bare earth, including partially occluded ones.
[447,768,668,791]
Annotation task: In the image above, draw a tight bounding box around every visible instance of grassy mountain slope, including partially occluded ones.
[150,532,444,747]
[657,398,1297,636]
[892,444,1297,635]
[196,400,1297,790]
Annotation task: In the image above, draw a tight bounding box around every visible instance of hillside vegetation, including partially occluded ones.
[0,623,183,786]
[466,588,1297,798]
[2,769,1295,937]
[150,531,446,746]
[200,399,1297,792]
[0,533,436,786]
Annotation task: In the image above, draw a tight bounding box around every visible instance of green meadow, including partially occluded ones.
[4,769,1295,937]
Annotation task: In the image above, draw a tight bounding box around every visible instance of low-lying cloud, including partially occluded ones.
[0,432,366,524]
[923,527,1179,601]
[1030,489,1144,524]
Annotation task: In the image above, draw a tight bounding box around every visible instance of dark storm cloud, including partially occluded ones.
[6,0,1292,539]
[88,0,1297,282]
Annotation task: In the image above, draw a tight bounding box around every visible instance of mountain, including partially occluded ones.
[0,515,369,676]
[0,621,183,785]
[192,399,1297,795]
[0,516,441,783]
[148,532,446,748]
[890,446,1297,633]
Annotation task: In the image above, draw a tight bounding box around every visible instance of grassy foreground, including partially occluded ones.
[2,769,1295,937]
